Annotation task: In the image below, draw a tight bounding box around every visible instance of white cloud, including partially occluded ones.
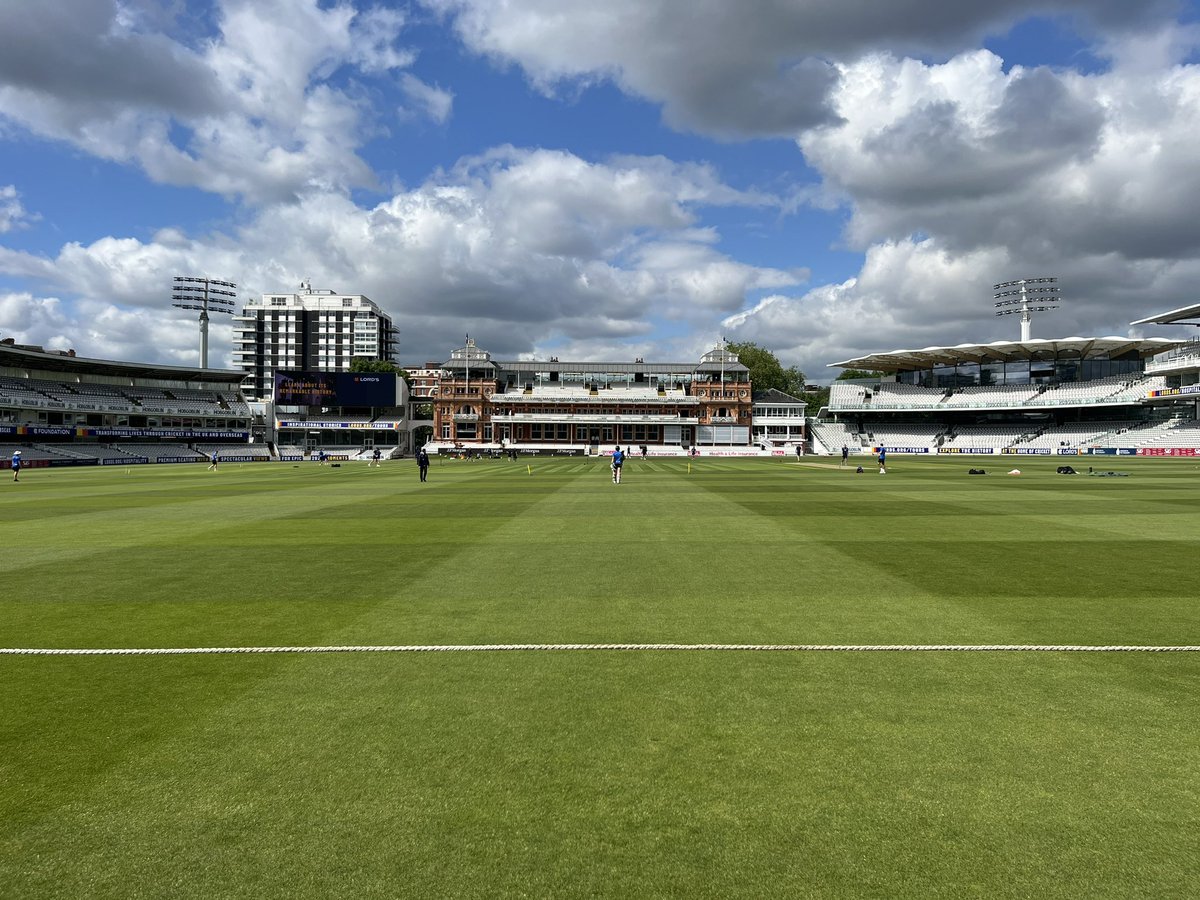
[707,29,1200,378]
[0,185,36,233]
[0,0,423,203]
[398,74,454,124]
[0,148,795,364]
[424,0,1178,137]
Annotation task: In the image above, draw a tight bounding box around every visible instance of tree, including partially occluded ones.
[350,357,403,374]
[727,341,806,395]
[349,357,411,389]
[835,368,883,381]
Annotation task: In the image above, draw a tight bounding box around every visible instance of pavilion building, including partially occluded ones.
[430,340,753,452]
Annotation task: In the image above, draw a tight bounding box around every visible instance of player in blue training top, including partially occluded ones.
[877,445,887,474]
[10,449,21,482]
[611,445,624,484]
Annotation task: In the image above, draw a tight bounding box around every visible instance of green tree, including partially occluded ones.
[727,341,806,395]
[835,368,883,381]
[349,358,411,390]
[350,357,404,375]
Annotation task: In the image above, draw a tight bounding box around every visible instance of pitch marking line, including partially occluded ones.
[2,643,1199,656]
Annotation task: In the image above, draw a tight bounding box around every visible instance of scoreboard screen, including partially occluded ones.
[274,371,398,407]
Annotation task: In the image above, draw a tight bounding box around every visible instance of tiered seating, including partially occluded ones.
[42,444,142,461]
[0,444,72,460]
[940,385,1039,407]
[0,385,54,407]
[1033,376,1127,406]
[942,426,1026,448]
[1128,420,1200,449]
[1098,420,1186,449]
[1105,376,1167,402]
[1017,422,1134,450]
[869,383,946,408]
[865,423,945,449]
[810,421,861,454]
[828,383,870,408]
[194,443,271,459]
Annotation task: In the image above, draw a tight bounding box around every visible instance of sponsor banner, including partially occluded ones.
[4,426,77,436]
[46,457,98,467]
[277,420,401,430]
[1138,447,1199,457]
[274,371,398,407]
[1089,448,1117,456]
[157,457,204,464]
[3,458,50,469]
[1118,448,1138,455]
[76,427,250,439]
[1,426,246,439]
[879,446,930,454]
[1148,384,1200,398]
[937,447,994,454]
[212,455,268,463]
[103,457,148,465]
[1001,447,1052,455]
[1056,448,1083,455]
[279,455,304,461]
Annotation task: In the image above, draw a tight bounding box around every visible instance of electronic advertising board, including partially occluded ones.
[274,371,398,407]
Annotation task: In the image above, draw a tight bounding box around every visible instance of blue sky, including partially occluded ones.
[2,0,1200,379]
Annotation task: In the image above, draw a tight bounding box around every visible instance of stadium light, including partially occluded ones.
[994,277,1061,341]
[172,276,238,368]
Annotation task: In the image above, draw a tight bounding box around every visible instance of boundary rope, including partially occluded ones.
[3,643,1199,656]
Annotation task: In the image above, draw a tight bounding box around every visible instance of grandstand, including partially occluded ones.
[0,338,256,467]
[822,333,1200,456]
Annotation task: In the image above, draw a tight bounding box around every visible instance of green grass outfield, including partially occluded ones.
[2,455,1198,897]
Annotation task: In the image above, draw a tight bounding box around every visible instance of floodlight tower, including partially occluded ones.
[172,276,237,368]
[994,277,1061,341]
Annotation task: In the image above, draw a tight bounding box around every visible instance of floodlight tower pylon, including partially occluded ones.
[994,277,1061,341]
[171,276,238,368]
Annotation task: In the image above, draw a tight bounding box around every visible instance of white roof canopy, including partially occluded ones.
[829,337,1186,374]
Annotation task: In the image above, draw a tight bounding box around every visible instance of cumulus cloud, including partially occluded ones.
[424,0,1178,137]
[0,185,36,233]
[0,148,796,364]
[710,27,1200,378]
[0,0,424,203]
[4,0,1200,383]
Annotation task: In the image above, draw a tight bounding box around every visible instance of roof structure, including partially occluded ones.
[1129,303,1200,327]
[753,388,806,404]
[828,336,1186,374]
[0,339,245,384]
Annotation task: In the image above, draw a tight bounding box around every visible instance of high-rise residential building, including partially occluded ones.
[232,281,398,399]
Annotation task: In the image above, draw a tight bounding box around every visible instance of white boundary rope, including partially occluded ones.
[2,643,1199,656]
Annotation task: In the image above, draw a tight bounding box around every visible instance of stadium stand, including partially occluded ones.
[0,444,74,460]
[114,444,206,462]
[194,443,272,459]
[809,421,862,454]
[36,443,143,461]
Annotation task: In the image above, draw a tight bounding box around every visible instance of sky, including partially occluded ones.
[2,0,1200,381]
